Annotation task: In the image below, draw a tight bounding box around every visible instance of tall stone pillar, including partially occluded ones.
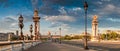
[33,9,40,40]
[91,15,98,41]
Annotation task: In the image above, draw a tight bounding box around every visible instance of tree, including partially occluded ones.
[11,36,18,41]
[72,35,80,39]
[101,31,119,40]
[101,34,106,40]
[64,35,72,40]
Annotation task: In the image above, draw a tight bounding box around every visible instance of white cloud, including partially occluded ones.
[59,7,82,16]
[99,4,115,14]
[44,15,76,29]
[104,4,115,11]
[97,1,103,5]
[72,7,82,11]
[66,7,83,16]
[107,18,120,22]
[53,23,72,35]
[59,7,67,15]
[101,0,111,2]
[0,15,18,32]
[99,27,120,33]
[44,15,76,23]
[11,23,18,26]
[98,4,120,15]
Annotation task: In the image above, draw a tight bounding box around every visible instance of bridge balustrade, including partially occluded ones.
[0,40,41,51]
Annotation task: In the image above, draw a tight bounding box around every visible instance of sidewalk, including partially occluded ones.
[24,42,96,51]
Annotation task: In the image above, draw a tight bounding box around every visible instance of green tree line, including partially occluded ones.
[62,35,91,40]
[100,31,120,40]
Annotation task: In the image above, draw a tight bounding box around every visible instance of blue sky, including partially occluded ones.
[0,0,120,35]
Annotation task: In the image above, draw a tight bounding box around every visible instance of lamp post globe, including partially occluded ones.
[84,1,88,11]
[19,15,23,22]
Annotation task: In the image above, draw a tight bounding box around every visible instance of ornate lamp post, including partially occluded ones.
[59,28,61,44]
[30,24,33,40]
[18,15,24,40]
[84,1,89,49]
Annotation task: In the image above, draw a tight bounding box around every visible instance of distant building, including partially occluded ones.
[41,35,48,39]
[0,32,15,41]
[40,35,60,39]
[51,35,61,39]
[81,32,91,36]
[0,33,8,41]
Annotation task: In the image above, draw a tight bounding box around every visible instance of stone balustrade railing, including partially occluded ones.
[0,40,41,51]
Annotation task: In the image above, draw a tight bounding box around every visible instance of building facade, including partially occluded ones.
[0,32,15,41]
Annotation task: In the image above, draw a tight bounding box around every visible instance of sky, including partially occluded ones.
[0,0,120,35]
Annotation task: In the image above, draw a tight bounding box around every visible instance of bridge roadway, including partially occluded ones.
[62,40,120,51]
[24,41,95,51]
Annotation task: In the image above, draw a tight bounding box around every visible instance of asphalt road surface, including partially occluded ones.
[62,40,120,51]
[24,42,95,51]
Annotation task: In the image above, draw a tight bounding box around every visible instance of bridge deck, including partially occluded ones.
[24,42,95,51]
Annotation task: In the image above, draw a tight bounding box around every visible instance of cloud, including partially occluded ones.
[43,15,76,28]
[23,15,33,23]
[99,27,120,32]
[101,0,111,2]
[38,0,83,15]
[107,18,120,22]
[97,1,103,5]
[60,24,71,34]
[99,4,116,15]
[59,7,67,15]
[0,16,18,32]
[48,23,72,35]
[67,7,83,17]
[39,6,61,15]
[49,22,61,28]
[44,15,75,23]
[41,0,83,7]
[0,14,34,33]
[72,7,81,11]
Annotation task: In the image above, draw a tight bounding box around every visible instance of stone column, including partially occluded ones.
[33,9,40,40]
[91,15,98,41]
